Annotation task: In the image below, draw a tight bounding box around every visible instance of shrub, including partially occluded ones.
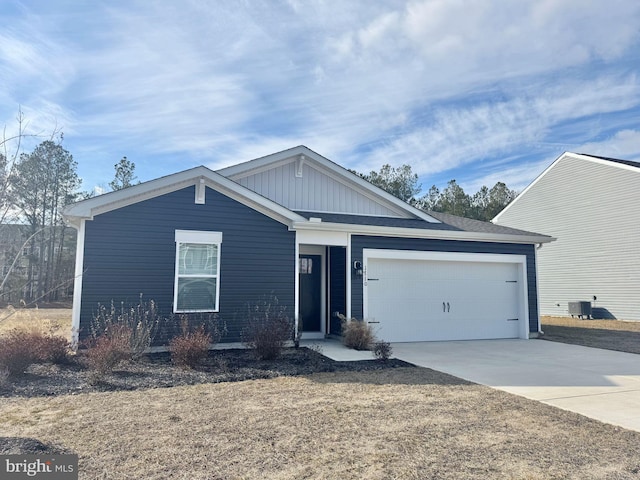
[170,325,211,369]
[340,315,375,351]
[242,295,293,360]
[83,325,132,380]
[34,335,71,364]
[91,295,161,358]
[0,330,41,375]
[373,341,392,362]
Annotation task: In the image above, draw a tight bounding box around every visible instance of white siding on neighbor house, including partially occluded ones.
[235,160,409,217]
[494,155,640,320]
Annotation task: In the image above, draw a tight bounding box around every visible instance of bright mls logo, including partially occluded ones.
[1,455,78,479]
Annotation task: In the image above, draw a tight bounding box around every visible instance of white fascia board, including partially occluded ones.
[218,145,441,223]
[217,146,310,177]
[63,165,306,227]
[292,221,555,245]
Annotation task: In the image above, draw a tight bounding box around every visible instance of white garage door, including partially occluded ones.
[364,251,527,342]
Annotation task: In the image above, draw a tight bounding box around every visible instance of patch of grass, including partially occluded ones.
[0,308,71,338]
[1,369,639,479]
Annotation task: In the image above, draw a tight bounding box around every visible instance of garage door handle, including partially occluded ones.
[443,302,446,312]
[447,302,450,312]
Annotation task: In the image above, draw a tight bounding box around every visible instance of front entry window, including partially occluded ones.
[300,257,314,274]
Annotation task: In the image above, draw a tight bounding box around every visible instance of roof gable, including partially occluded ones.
[217,146,440,223]
[493,151,640,223]
[63,165,307,227]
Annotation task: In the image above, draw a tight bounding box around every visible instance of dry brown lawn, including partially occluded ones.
[542,316,640,332]
[0,307,71,338]
[541,316,640,354]
[2,368,640,479]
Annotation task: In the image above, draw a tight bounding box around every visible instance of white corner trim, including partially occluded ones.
[70,219,86,349]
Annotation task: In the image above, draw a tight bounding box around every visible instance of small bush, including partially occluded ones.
[34,335,71,364]
[0,330,40,375]
[340,316,375,351]
[91,295,161,358]
[84,325,132,380]
[373,341,392,361]
[242,295,293,360]
[170,325,211,369]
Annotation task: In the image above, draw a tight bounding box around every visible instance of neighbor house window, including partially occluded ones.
[174,230,222,312]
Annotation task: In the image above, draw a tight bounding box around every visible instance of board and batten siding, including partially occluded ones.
[494,156,640,320]
[80,186,295,343]
[235,160,407,217]
[350,236,539,333]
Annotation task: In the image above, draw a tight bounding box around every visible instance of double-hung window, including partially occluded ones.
[174,230,222,312]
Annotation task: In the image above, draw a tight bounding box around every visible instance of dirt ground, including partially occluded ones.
[1,368,639,479]
[541,316,640,354]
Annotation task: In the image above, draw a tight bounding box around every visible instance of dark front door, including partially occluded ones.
[300,254,321,332]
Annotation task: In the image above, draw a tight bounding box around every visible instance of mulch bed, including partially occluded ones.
[0,347,413,398]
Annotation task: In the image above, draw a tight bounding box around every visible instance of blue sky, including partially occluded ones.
[2,0,640,196]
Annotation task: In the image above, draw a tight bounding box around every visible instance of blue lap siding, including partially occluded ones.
[80,186,295,343]
[350,236,539,333]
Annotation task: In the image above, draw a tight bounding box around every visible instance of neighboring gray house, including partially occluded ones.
[63,146,552,346]
[494,152,640,320]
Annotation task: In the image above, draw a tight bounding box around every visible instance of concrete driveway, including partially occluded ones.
[392,339,640,432]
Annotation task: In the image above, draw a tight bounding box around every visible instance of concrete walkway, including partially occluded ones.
[391,339,640,432]
[300,339,375,361]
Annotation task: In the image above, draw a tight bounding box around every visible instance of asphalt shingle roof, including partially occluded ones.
[425,211,551,237]
[294,210,551,238]
[578,153,640,169]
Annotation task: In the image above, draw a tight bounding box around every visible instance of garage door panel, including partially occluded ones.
[365,256,522,342]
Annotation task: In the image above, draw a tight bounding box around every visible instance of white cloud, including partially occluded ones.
[355,74,640,176]
[577,130,640,160]
[1,0,639,190]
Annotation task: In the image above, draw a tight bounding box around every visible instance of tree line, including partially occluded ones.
[0,115,137,306]
[0,113,514,306]
[353,164,517,222]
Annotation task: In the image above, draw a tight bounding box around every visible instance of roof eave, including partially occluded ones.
[292,221,555,245]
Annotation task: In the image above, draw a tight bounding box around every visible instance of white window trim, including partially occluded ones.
[174,230,222,313]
